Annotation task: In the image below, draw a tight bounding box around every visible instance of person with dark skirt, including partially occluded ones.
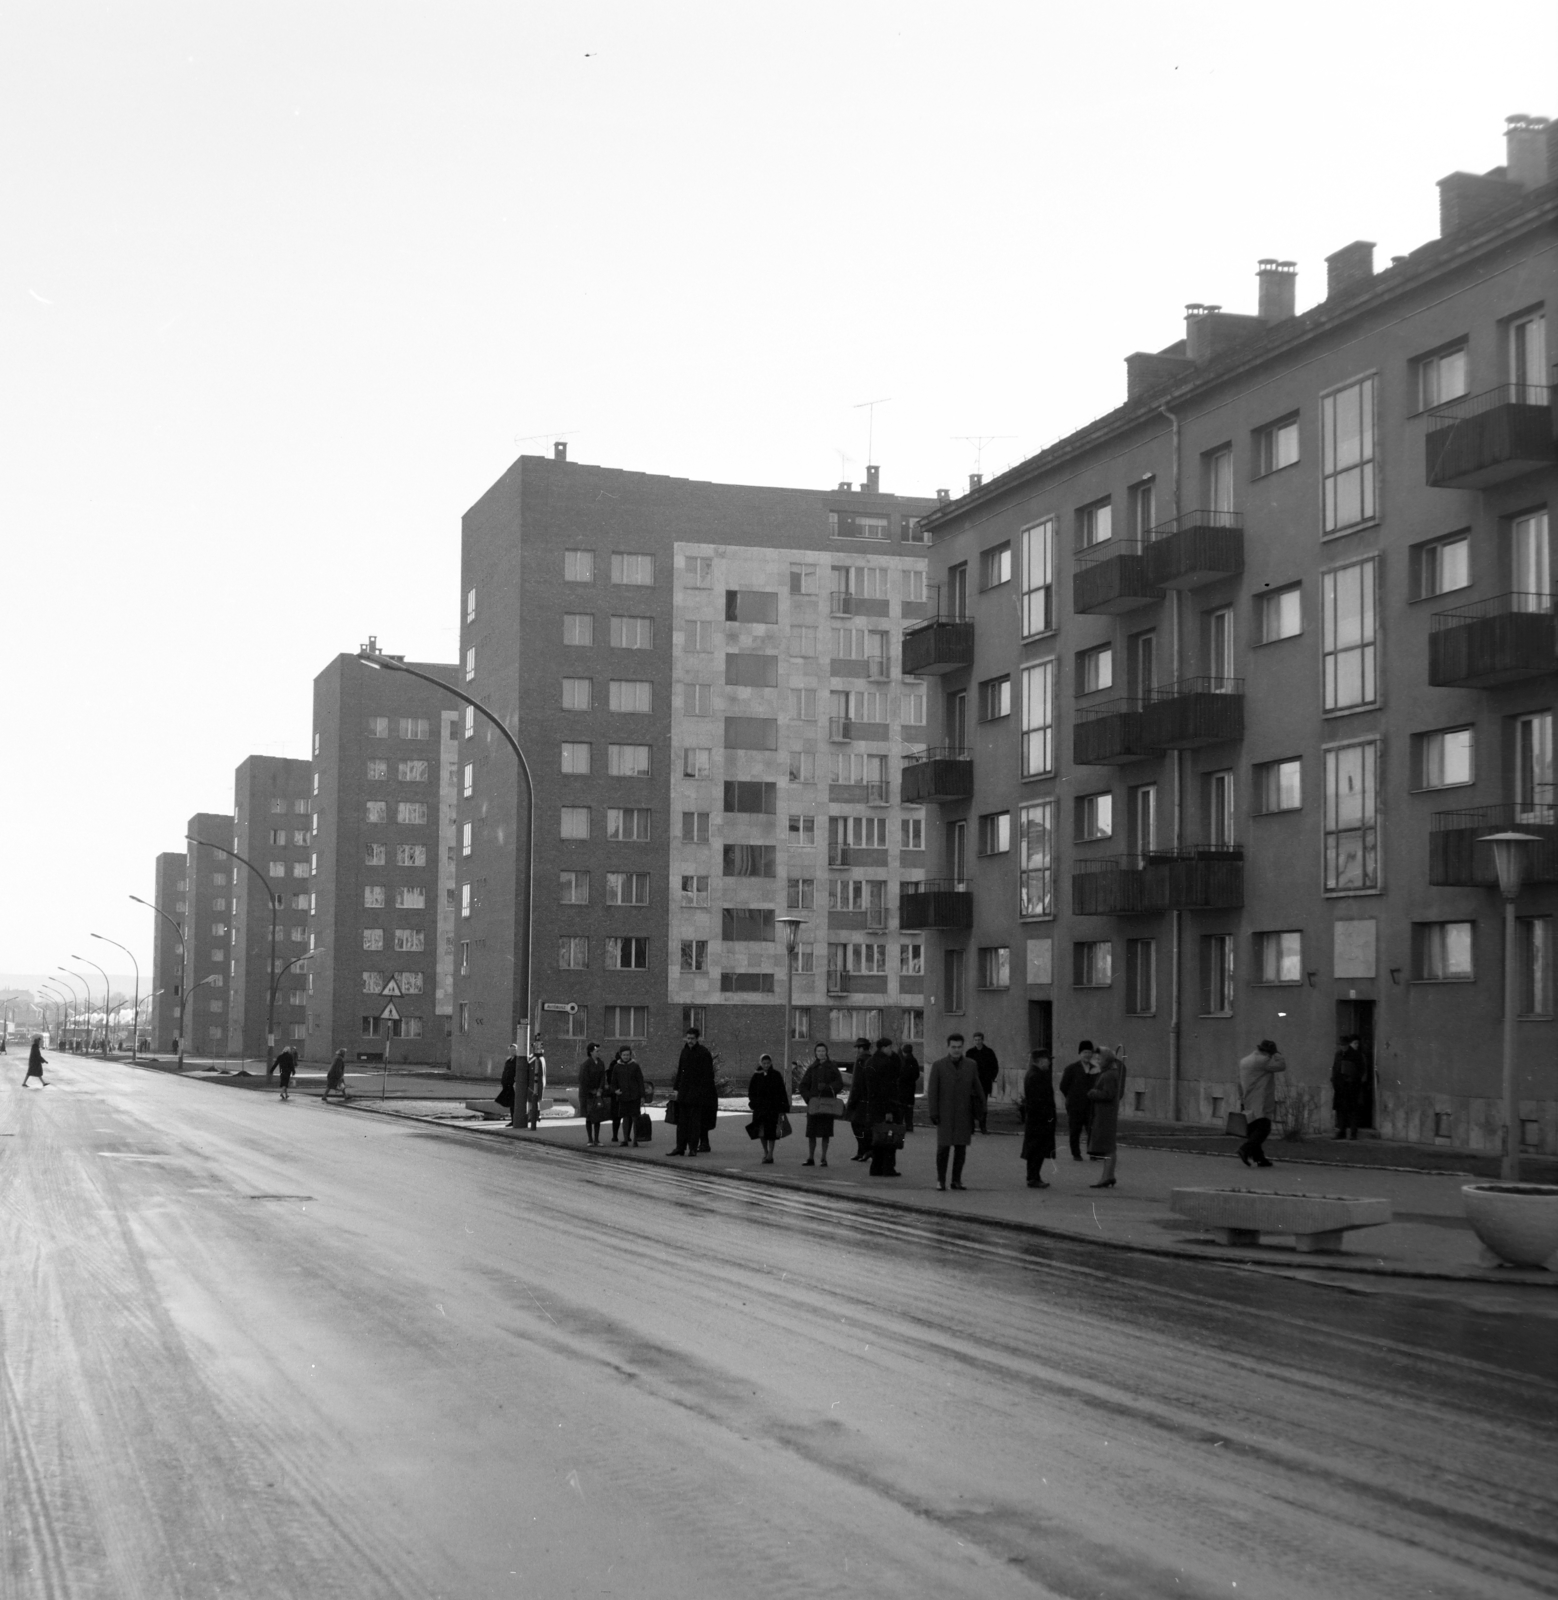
[607,1046,637,1143]
[864,1037,905,1176]
[496,1051,518,1119]
[323,1048,348,1102]
[669,1027,716,1157]
[1058,1041,1096,1161]
[1019,1049,1057,1187]
[798,1042,844,1167]
[23,1036,47,1087]
[579,1042,608,1145]
[747,1053,790,1163]
[614,1048,646,1147]
[845,1037,873,1161]
[898,1043,922,1133]
[1087,1049,1124,1188]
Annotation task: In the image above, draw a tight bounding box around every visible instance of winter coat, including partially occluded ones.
[898,1048,922,1104]
[26,1040,46,1077]
[798,1059,843,1103]
[925,1055,985,1148]
[612,1057,646,1103]
[1330,1046,1364,1109]
[1020,1064,1057,1162]
[326,1053,346,1090]
[673,1043,717,1117]
[967,1043,1000,1095]
[747,1066,790,1119]
[1239,1049,1287,1121]
[863,1049,904,1124]
[520,1053,546,1104]
[579,1054,608,1115]
[1058,1059,1094,1112]
[1086,1062,1122,1155]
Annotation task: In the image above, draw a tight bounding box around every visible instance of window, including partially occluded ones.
[1256,416,1300,476]
[788,814,816,846]
[947,818,967,887]
[268,859,286,877]
[1323,741,1379,891]
[1508,308,1547,392]
[604,1006,648,1039]
[720,972,776,995]
[395,803,427,825]
[829,1006,885,1039]
[680,875,709,907]
[1073,941,1112,987]
[722,908,775,942]
[893,940,924,978]
[1129,480,1156,539]
[565,549,595,583]
[560,807,591,840]
[977,675,1011,722]
[790,944,815,975]
[832,814,887,849]
[1076,792,1113,841]
[366,758,387,781]
[789,749,817,783]
[1206,770,1235,850]
[901,685,926,726]
[363,929,384,951]
[563,613,594,647]
[461,822,472,858]
[366,801,387,824]
[979,542,1012,589]
[1414,921,1474,982]
[611,553,654,586]
[393,929,425,952]
[562,677,592,711]
[902,513,927,545]
[682,747,711,780]
[1021,661,1054,777]
[1414,534,1470,599]
[362,971,385,994]
[558,936,590,970]
[293,828,309,847]
[464,646,475,682]
[463,705,474,739]
[606,808,652,842]
[458,1002,469,1035]
[1254,758,1301,814]
[681,810,711,843]
[789,688,817,721]
[1253,930,1301,984]
[1200,935,1234,1013]
[606,937,649,970]
[398,718,430,741]
[723,781,776,815]
[723,843,776,878]
[461,762,474,798]
[365,716,389,739]
[559,870,589,904]
[465,586,476,623]
[685,620,714,653]
[1204,445,1234,514]
[1258,585,1302,642]
[829,511,888,541]
[1077,644,1113,695]
[608,681,652,713]
[1125,939,1156,1014]
[786,876,815,910]
[943,949,966,1013]
[1516,712,1554,818]
[1519,917,1553,1016]
[1205,607,1233,681]
[1077,500,1112,549]
[460,883,471,919]
[458,941,469,976]
[789,625,818,657]
[901,815,924,851]
[1512,510,1551,605]
[685,554,714,587]
[560,741,591,775]
[394,886,425,909]
[977,812,1011,855]
[789,563,818,595]
[610,616,654,649]
[726,653,779,688]
[680,940,709,973]
[1019,518,1055,635]
[608,744,652,777]
[1416,344,1468,410]
[605,872,650,907]
[1417,727,1473,789]
[1321,558,1378,711]
[724,589,778,623]
[903,570,927,604]
[1321,375,1377,533]
[977,947,1011,989]
[364,843,386,866]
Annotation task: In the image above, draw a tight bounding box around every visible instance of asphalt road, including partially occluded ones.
[4,1060,1555,1600]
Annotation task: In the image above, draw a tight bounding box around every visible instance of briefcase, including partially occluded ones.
[635,1112,653,1143]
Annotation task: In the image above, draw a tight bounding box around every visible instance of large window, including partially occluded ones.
[1519,917,1553,1016]
[608,680,653,713]
[722,843,776,878]
[1323,742,1379,891]
[563,613,594,647]
[1321,558,1377,711]
[1021,518,1055,636]
[1126,939,1156,1014]
[1254,758,1301,814]
[977,947,1011,990]
[606,808,652,842]
[605,872,650,906]
[610,553,654,586]
[723,780,776,815]
[605,937,649,970]
[560,741,591,775]
[561,677,592,711]
[560,807,591,840]
[558,936,589,970]
[1516,712,1554,819]
[604,1006,648,1039]
[564,550,594,583]
[559,870,589,904]
[1255,931,1303,984]
[1020,661,1054,777]
[721,908,775,942]
[610,616,654,649]
[1073,941,1112,987]
[1416,727,1473,790]
[1413,921,1474,982]
[979,542,1012,590]
[608,744,652,777]
[1512,510,1551,606]
[1200,935,1233,1014]
[1321,375,1377,533]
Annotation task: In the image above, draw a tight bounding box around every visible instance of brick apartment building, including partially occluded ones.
[307,653,460,1064]
[455,451,936,1079]
[904,114,1558,1153]
[184,812,236,1057]
[148,850,186,1051]
[227,755,314,1062]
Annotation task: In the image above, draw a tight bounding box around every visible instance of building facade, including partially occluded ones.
[148,850,186,1051]
[456,449,936,1079]
[908,114,1558,1153]
[184,812,236,1058]
[307,653,460,1064]
[227,755,314,1062]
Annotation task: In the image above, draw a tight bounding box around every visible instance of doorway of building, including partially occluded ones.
[1028,1000,1053,1060]
[1335,999,1376,1128]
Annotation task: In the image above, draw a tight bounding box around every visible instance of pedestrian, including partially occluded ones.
[1331,1034,1365,1140]
[798,1042,844,1167]
[1058,1041,1096,1161]
[276,1044,296,1101]
[613,1047,646,1147]
[1237,1039,1287,1168]
[521,1044,545,1129]
[746,1053,790,1164]
[323,1048,348,1101]
[926,1032,986,1191]
[23,1036,47,1086]
[1086,1048,1124,1188]
[606,1046,636,1142]
[898,1042,922,1132]
[967,1032,1000,1133]
[579,1042,608,1145]
[843,1036,875,1161]
[1019,1049,1057,1187]
[863,1036,906,1176]
[669,1026,716,1157]
[496,1050,518,1118]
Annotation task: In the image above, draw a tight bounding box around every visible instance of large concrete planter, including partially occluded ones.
[1462,1183,1558,1269]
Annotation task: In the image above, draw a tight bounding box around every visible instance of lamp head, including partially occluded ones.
[1479,831,1542,900]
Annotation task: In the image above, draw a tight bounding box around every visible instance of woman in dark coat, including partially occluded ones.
[496,1052,518,1115]
[1019,1049,1057,1188]
[864,1037,905,1177]
[323,1048,348,1101]
[24,1037,47,1086]
[579,1043,608,1145]
[1087,1049,1123,1189]
[798,1042,844,1167]
[608,1047,640,1145]
[746,1054,790,1163]
[670,1027,717,1157]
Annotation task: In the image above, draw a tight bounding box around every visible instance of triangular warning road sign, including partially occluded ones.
[380,977,403,997]
[379,1002,401,1021]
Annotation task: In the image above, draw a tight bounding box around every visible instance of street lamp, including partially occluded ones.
[91,933,141,1059]
[39,982,70,1043]
[130,894,188,1066]
[357,642,539,1061]
[777,915,806,1090]
[56,970,89,1050]
[1481,830,1541,1181]
[187,834,279,1075]
[72,954,112,1058]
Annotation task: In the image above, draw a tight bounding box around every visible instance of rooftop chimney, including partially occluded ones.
[1256,259,1297,322]
[837,480,853,493]
[936,488,951,504]
[1184,304,1222,362]
[864,465,881,494]
[553,441,567,461]
[1505,114,1552,189]
[969,473,983,493]
[1325,241,1375,299]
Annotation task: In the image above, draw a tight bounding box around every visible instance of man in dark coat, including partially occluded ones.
[496,1051,518,1119]
[845,1037,873,1161]
[898,1043,922,1132]
[1058,1040,1096,1161]
[926,1033,986,1191]
[967,1032,999,1133]
[1020,1049,1057,1187]
[863,1037,904,1176]
[1331,1034,1365,1139]
[670,1027,716,1156]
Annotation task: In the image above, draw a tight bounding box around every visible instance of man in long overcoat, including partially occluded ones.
[926,1033,986,1191]
[1058,1041,1096,1161]
[670,1027,716,1156]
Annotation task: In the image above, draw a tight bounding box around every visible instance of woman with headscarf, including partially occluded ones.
[609,1046,644,1147]
[1087,1048,1124,1188]
[323,1048,348,1102]
[798,1042,844,1167]
[24,1036,47,1087]
[1019,1048,1057,1187]
[746,1053,790,1163]
[579,1042,608,1146]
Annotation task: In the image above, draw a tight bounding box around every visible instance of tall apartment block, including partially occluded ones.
[185,812,236,1057]
[307,653,460,1064]
[227,755,314,1061]
[148,850,186,1051]
[456,450,936,1077]
[906,114,1558,1153]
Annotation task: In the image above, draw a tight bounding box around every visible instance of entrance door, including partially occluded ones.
[1028,999,1053,1059]
[1335,999,1376,1128]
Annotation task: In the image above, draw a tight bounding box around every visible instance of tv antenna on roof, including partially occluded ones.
[853,398,891,468]
[953,435,1016,476]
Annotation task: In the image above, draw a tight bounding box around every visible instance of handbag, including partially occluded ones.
[776,1113,792,1140]
[807,1095,846,1117]
[745,1118,763,1140]
[1225,1110,1248,1137]
[664,1099,679,1127]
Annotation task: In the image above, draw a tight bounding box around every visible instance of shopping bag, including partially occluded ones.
[634,1112,653,1143]
[1225,1110,1248,1137]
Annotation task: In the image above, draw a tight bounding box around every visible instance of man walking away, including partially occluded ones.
[1237,1040,1287,1168]
[1058,1041,1095,1161]
[926,1033,986,1191]
[967,1032,999,1133]
[276,1045,297,1101]
[1331,1034,1365,1139]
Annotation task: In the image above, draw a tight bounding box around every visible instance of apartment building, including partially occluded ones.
[307,653,460,1064]
[148,850,186,1051]
[185,812,236,1057]
[227,755,314,1061]
[907,114,1558,1154]
[456,450,936,1077]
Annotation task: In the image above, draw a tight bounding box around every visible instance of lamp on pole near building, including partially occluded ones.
[39,982,70,1043]
[56,970,89,1048]
[91,933,140,1059]
[72,954,113,1057]
[777,916,806,1088]
[187,834,278,1075]
[1481,831,1540,1181]
[130,893,188,1066]
[357,642,538,1060]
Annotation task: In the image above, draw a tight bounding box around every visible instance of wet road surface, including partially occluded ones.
[4,1061,1556,1599]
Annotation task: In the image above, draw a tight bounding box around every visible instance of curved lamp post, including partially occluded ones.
[130,894,188,1066]
[1481,831,1540,1182]
[39,982,70,1043]
[91,934,141,1059]
[56,970,88,1049]
[187,834,278,1075]
[72,954,112,1057]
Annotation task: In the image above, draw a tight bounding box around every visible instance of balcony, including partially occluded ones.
[1146,510,1244,589]
[1073,539,1164,614]
[865,780,891,805]
[827,844,850,868]
[825,969,851,996]
[1428,803,1558,887]
[866,655,891,681]
[1072,847,1245,916]
[1141,678,1244,749]
[830,590,857,616]
[898,879,974,930]
[902,614,973,676]
[1428,593,1558,688]
[901,746,973,804]
[1074,698,1161,766]
[828,717,854,742]
[1425,385,1555,490]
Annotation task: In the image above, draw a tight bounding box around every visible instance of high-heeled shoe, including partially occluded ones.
[1090,1178,1116,1189]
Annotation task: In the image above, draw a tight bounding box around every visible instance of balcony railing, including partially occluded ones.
[1072,847,1245,915]
[901,746,974,804]
[827,843,850,868]
[830,590,857,616]
[1073,538,1164,614]
[825,969,850,995]
[1141,677,1244,748]
[902,614,974,676]
[828,717,854,742]
[1428,592,1558,688]
[866,655,891,680]
[898,879,974,930]
[1146,509,1245,589]
[865,780,891,805]
[1428,803,1558,887]
[1425,384,1555,490]
[1074,698,1161,766]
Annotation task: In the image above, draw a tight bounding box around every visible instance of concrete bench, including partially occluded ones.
[1170,1188,1392,1253]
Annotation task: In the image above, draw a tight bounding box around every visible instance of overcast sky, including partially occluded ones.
[3,1,1554,981]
